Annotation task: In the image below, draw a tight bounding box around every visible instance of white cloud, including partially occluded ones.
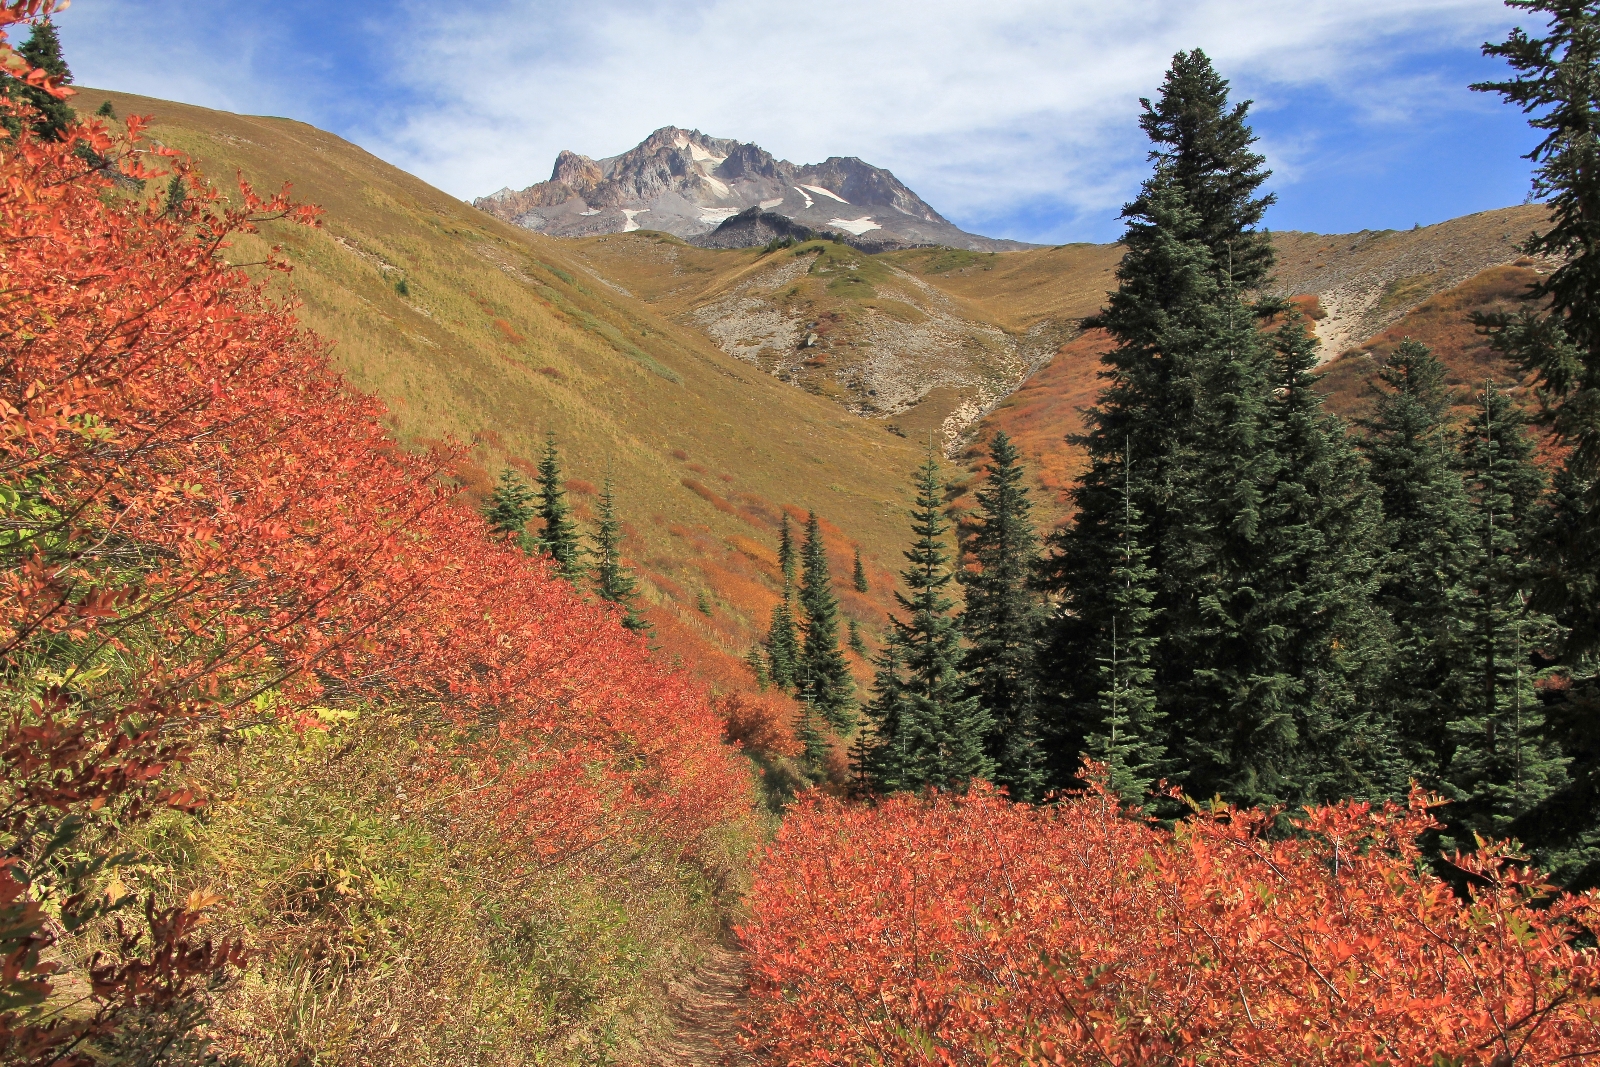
[58,0,1521,241]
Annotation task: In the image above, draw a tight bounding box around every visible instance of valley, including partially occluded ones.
[72,85,1548,712]
[6,22,1586,1056]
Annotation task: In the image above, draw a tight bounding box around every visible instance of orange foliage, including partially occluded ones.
[682,477,737,514]
[743,774,1600,1065]
[727,535,779,569]
[0,91,751,1055]
[491,317,526,345]
[717,690,801,758]
[565,478,597,496]
[975,329,1110,518]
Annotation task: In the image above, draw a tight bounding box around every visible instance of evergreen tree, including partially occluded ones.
[483,467,536,550]
[766,514,801,689]
[746,645,770,689]
[797,510,855,729]
[1084,439,1165,802]
[6,19,74,141]
[958,431,1047,800]
[1038,52,1278,799]
[795,697,829,770]
[857,453,993,792]
[853,549,869,592]
[1246,320,1399,802]
[1475,3,1600,658]
[1475,2,1600,887]
[848,616,867,657]
[165,173,188,219]
[1357,339,1475,785]
[534,433,585,583]
[591,476,649,634]
[1445,381,1565,844]
[1038,51,1384,810]
[765,595,799,690]
[778,512,798,586]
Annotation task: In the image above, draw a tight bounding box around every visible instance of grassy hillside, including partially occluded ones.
[565,234,1116,448]
[80,87,924,729]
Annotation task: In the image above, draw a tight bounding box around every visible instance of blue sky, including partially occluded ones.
[49,0,1541,244]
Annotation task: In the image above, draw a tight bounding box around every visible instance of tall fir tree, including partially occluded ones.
[853,549,869,593]
[483,468,536,551]
[591,476,649,634]
[797,511,855,729]
[5,19,73,141]
[1037,51,1280,800]
[857,453,993,793]
[1083,439,1165,802]
[1475,1,1600,887]
[958,431,1047,800]
[1245,320,1399,802]
[1357,339,1475,786]
[1445,381,1566,846]
[534,433,586,583]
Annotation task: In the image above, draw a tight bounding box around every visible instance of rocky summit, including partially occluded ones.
[474,126,1028,251]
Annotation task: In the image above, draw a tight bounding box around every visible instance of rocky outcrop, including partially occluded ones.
[475,127,1031,251]
[687,209,929,253]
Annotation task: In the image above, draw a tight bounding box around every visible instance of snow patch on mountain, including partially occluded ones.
[799,184,849,204]
[830,217,881,235]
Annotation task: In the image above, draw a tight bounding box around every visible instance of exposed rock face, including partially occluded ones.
[688,209,819,250]
[476,127,1029,251]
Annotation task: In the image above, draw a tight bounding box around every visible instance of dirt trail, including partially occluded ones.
[630,945,755,1066]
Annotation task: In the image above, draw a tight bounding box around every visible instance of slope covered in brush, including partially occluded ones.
[1,76,757,1060]
[71,86,926,752]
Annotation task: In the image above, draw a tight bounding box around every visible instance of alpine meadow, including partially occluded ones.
[6,0,1600,1064]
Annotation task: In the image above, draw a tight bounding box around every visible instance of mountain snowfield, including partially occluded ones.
[475,126,1031,251]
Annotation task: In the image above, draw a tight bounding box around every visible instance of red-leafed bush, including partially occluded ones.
[717,690,801,758]
[0,23,751,1058]
[742,772,1600,1066]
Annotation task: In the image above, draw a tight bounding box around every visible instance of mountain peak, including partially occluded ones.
[475,129,1026,251]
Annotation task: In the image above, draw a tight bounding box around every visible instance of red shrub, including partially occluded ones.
[565,478,597,496]
[682,478,737,514]
[491,317,525,344]
[742,773,1600,1066]
[717,690,801,758]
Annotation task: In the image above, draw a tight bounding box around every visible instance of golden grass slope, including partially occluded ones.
[79,87,923,699]
[567,235,1117,450]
